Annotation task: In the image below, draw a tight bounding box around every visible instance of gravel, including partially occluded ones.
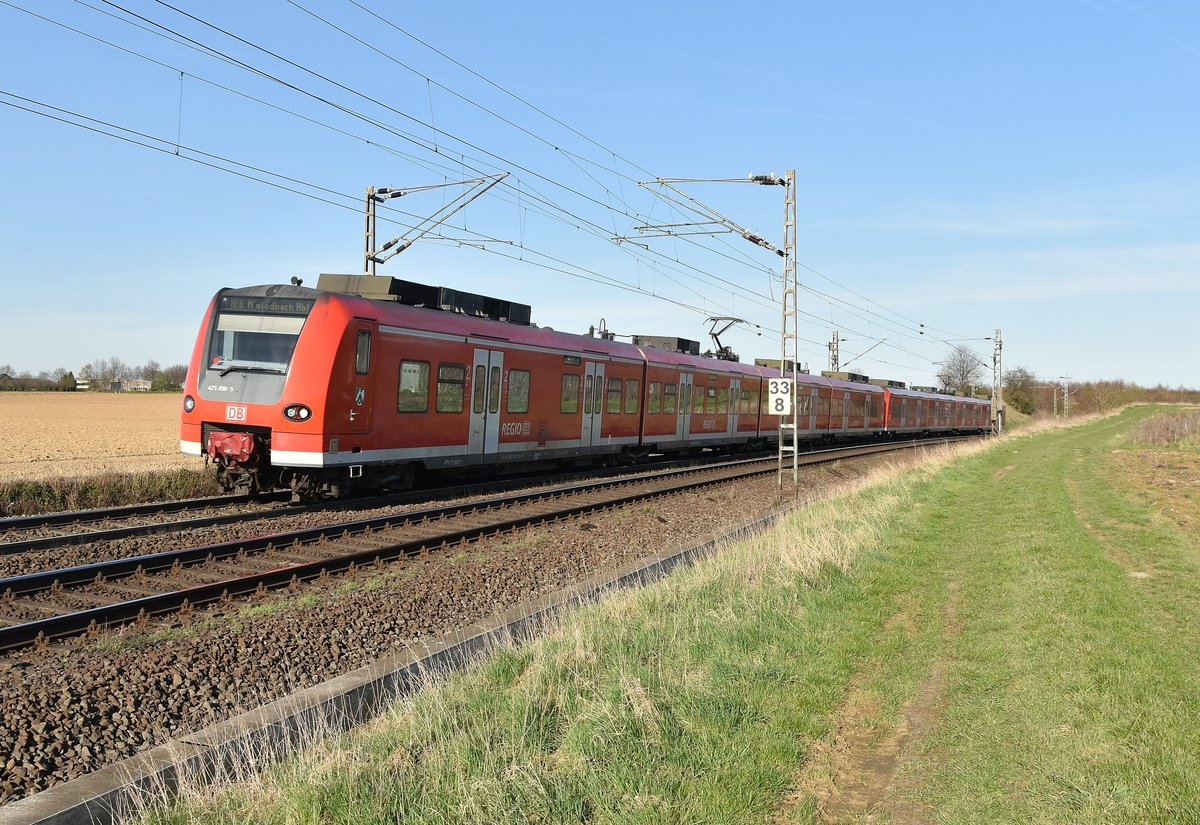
[0,451,918,805]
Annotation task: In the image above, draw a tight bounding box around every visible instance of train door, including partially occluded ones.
[804,386,818,433]
[467,348,504,463]
[676,373,693,444]
[343,321,375,434]
[729,378,740,435]
[842,392,850,430]
[581,361,605,448]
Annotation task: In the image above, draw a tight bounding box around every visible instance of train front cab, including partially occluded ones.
[181,284,330,494]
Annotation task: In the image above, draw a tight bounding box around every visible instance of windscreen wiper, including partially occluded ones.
[216,365,286,377]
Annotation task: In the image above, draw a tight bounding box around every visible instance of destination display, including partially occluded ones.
[218,295,315,316]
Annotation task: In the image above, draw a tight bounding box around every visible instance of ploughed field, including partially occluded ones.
[0,392,196,481]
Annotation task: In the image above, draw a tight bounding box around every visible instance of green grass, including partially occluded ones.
[135,409,1200,824]
[891,406,1200,822]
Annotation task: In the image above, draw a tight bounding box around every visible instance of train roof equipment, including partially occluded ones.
[315,274,531,325]
[630,335,701,356]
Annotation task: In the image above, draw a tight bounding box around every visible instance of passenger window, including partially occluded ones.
[397,360,429,413]
[561,374,579,414]
[664,383,677,414]
[648,381,661,415]
[489,366,501,414]
[679,382,689,413]
[473,364,486,414]
[583,375,593,415]
[594,377,604,415]
[437,364,466,413]
[693,384,705,414]
[751,390,760,415]
[624,379,639,414]
[717,388,728,415]
[607,377,622,414]
[355,330,371,375]
[706,387,717,414]
[508,369,530,414]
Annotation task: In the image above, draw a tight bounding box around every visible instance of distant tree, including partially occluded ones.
[140,359,161,381]
[159,363,188,389]
[1003,365,1038,415]
[937,345,986,396]
[57,371,77,391]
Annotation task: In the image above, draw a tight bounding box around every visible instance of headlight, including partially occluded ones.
[183,395,196,413]
[283,404,312,421]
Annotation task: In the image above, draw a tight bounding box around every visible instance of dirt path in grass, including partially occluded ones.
[782,583,963,824]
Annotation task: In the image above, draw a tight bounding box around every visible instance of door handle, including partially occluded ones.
[349,411,358,421]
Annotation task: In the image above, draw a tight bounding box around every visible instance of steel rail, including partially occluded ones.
[0,449,778,554]
[0,493,290,532]
[0,437,972,651]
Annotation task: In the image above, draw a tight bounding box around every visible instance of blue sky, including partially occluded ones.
[1,0,1197,388]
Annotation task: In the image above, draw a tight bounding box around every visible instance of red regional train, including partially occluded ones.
[180,276,991,498]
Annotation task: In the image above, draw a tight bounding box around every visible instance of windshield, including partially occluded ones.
[207,295,314,373]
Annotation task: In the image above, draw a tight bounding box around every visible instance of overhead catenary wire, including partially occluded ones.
[2,1,970,379]
[58,0,792,315]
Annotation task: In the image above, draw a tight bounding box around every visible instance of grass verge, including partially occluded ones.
[0,468,221,517]
[132,409,1200,823]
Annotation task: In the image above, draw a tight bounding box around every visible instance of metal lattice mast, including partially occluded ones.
[992,327,1002,432]
[829,330,840,371]
[778,169,798,496]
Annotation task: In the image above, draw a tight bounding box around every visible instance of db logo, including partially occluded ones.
[225,404,248,422]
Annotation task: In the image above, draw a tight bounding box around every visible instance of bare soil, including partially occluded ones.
[0,392,197,480]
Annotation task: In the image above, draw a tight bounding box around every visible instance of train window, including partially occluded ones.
[489,366,501,414]
[738,390,750,415]
[818,394,830,417]
[473,365,486,414]
[679,382,689,413]
[607,377,622,414]
[397,360,430,413]
[583,375,593,415]
[508,369,530,414]
[717,388,728,415]
[437,364,466,413]
[664,383,677,414]
[561,374,579,414]
[648,381,661,414]
[624,379,639,414]
[750,390,760,416]
[355,331,371,375]
[693,384,705,414]
[706,387,717,415]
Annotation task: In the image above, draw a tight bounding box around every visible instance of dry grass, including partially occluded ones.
[1130,408,1200,447]
[0,392,200,481]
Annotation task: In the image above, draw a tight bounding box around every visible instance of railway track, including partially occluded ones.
[0,450,774,556]
[0,492,294,554]
[0,438,969,652]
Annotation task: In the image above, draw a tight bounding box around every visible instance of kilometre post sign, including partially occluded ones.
[768,379,793,416]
